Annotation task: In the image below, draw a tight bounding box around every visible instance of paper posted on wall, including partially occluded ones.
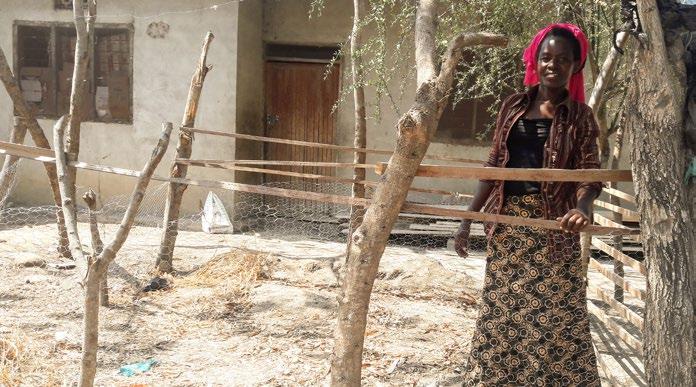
[201,192,233,234]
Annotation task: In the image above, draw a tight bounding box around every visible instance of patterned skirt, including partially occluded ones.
[463,194,599,386]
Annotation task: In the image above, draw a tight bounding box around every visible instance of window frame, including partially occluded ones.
[432,94,496,147]
[13,20,134,124]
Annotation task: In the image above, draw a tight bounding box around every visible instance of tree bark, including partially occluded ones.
[0,117,27,205]
[347,0,368,251]
[629,1,696,384]
[82,189,107,306]
[65,0,96,210]
[156,32,214,273]
[330,1,507,383]
[0,43,71,258]
[54,119,172,387]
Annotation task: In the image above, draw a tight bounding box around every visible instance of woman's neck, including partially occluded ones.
[536,85,568,106]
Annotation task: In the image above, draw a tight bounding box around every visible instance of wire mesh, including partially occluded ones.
[0,166,647,384]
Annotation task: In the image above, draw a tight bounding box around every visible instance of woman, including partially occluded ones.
[455,24,602,386]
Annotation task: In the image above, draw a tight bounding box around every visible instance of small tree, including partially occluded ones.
[330,1,507,383]
[53,118,172,386]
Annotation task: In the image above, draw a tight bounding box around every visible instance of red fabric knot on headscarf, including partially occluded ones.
[522,23,589,103]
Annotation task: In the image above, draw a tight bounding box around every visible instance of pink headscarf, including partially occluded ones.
[522,23,589,103]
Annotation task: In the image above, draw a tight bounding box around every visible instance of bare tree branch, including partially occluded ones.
[65,0,97,207]
[0,44,71,258]
[415,0,438,87]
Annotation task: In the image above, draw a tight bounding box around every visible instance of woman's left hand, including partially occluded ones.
[556,208,590,233]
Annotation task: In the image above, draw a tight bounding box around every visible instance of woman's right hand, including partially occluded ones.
[454,219,472,258]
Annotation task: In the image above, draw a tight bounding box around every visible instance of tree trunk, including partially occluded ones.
[83,189,107,306]
[79,269,100,387]
[54,120,172,386]
[330,1,507,382]
[0,117,27,205]
[347,0,368,250]
[629,1,696,384]
[65,0,96,210]
[0,43,71,258]
[156,32,214,273]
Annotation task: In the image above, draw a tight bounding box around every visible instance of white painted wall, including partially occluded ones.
[0,0,239,214]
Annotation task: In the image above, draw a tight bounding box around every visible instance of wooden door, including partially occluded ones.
[264,61,340,215]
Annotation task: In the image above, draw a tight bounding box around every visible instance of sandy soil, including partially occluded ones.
[0,222,645,386]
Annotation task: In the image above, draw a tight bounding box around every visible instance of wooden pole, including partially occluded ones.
[348,0,369,248]
[156,32,214,273]
[610,124,626,301]
[0,117,27,205]
[65,0,97,209]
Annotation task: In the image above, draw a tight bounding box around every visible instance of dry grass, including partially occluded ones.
[0,331,60,386]
[177,249,268,312]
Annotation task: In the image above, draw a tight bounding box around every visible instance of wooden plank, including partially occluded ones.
[593,213,642,243]
[603,186,637,204]
[594,212,628,229]
[588,302,643,354]
[592,237,647,275]
[177,159,374,169]
[0,140,54,159]
[375,162,633,182]
[0,140,639,236]
[589,258,645,301]
[594,200,640,221]
[592,342,627,387]
[183,161,470,197]
[589,284,644,332]
[186,127,485,164]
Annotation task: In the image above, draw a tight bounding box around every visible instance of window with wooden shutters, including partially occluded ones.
[54,0,73,10]
[433,52,499,146]
[14,21,133,123]
[434,93,496,146]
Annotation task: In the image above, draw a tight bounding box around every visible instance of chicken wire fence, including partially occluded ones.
[0,160,644,266]
[0,161,647,382]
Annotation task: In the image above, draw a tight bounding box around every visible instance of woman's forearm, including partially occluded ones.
[576,190,597,216]
[467,180,495,213]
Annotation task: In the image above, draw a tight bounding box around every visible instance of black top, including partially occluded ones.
[503,118,552,196]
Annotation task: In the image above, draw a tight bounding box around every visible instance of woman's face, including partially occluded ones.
[536,36,579,90]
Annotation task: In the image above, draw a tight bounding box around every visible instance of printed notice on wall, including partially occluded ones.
[96,86,110,118]
[20,79,43,102]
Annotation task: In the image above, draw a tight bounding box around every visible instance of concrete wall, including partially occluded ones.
[234,0,265,189]
[0,0,239,214]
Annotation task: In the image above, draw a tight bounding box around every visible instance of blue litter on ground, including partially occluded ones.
[118,359,158,377]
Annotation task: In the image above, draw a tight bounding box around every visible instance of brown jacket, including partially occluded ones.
[482,85,603,258]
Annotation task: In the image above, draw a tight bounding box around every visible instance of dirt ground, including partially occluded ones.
[0,222,645,386]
